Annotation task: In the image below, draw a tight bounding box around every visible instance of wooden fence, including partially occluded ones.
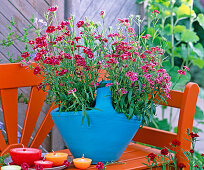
[0,0,144,151]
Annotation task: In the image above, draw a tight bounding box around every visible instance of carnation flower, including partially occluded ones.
[147,153,156,161]
[46,26,55,33]
[100,11,105,16]
[190,149,194,154]
[161,148,169,155]
[76,21,84,28]
[183,65,190,71]
[106,83,113,87]
[171,139,181,146]
[33,67,41,75]
[96,162,104,170]
[21,52,30,58]
[21,163,29,170]
[177,70,186,75]
[177,163,186,168]
[63,160,70,167]
[189,132,199,138]
[48,6,58,12]
[152,10,160,14]
[120,88,127,94]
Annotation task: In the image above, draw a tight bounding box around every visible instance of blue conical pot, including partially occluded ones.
[51,86,142,163]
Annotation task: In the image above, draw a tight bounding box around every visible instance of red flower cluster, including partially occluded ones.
[177,70,186,75]
[35,36,47,48]
[74,54,86,67]
[147,153,157,161]
[177,163,186,168]
[68,88,77,94]
[152,10,160,14]
[46,26,55,33]
[63,160,70,167]
[21,52,30,58]
[96,162,104,170]
[34,53,42,61]
[83,47,94,59]
[21,163,29,170]
[194,165,200,169]
[189,149,194,154]
[189,132,199,138]
[171,139,181,146]
[76,21,84,28]
[125,71,138,82]
[161,148,169,156]
[100,11,104,16]
[48,6,58,12]
[33,66,41,75]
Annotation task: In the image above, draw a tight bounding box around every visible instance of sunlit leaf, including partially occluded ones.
[181,30,199,43]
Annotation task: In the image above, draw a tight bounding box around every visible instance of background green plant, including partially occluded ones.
[137,0,204,133]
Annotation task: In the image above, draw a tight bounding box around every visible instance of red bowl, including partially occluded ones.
[10,148,42,166]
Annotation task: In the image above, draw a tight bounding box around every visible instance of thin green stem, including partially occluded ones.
[186,0,194,67]
[170,0,175,67]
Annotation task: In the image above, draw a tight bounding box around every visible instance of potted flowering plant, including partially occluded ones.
[21,7,174,163]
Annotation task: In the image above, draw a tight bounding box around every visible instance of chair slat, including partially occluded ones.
[160,90,183,108]
[133,126,177,148]
[29,103,57,148]
[0,63,41,89]
[0,89,18,144]
[0,131,7,152]
[176,83,199,164]
[20,87,48,146]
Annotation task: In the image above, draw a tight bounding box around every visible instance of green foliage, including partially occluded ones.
[194,106,204,120]
[0,153,10,167]
[148,118,171,131]
[197,14,204,30]
[138,0,204,70]
[138,0,204,134]
[181,30,199,43]
[0,15,38,63]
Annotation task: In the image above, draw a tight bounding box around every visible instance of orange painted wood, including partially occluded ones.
[0,63,41,89]
[20,86,48,146]
[63,143,172,170]
[0,143,23,156]
[0,131,7,152]
[133,126,177,148]
[0,88,18,144]
[176,83,199,166]
[30,103,57,148]
[0,63,55,155]
[159,90,183,108]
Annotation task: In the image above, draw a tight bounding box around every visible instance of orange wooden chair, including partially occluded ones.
[0,63,57,156]
[0,63,199,170]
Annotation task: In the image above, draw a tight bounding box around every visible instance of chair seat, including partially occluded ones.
[61,143,170,170]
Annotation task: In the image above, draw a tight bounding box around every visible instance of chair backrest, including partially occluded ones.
[133,82,199,164]
[0,63,57,156]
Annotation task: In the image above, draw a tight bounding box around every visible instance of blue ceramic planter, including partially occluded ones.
[51,86,142,163]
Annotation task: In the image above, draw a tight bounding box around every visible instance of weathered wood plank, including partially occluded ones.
[80,0,105,20]
[26,0,49,18]
[0,52,10,63]
[0,1,32,33]
[79,0,93,20]
[44,0,52,6]
[8,0,44,20]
